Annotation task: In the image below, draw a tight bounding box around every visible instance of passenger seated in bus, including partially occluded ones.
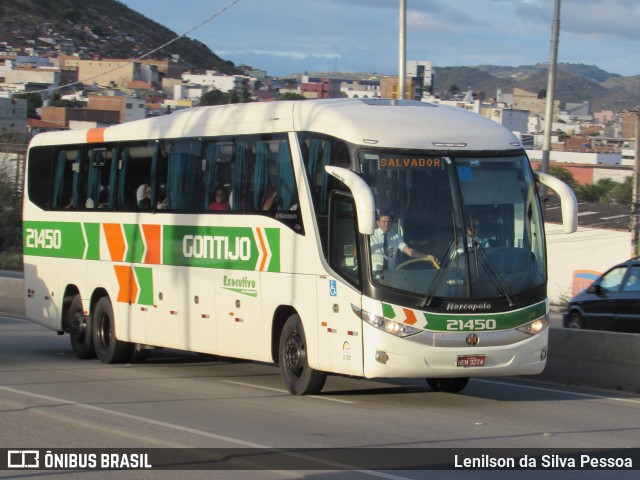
[136,184,151,210]
[262,187,278,211]
[467,217,492,248]
[156,184,168,210]
[98,185,109,207]
[370,213,436,273]
[209,188,230,211]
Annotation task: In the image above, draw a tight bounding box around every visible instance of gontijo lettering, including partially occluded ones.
[183,235,251,260]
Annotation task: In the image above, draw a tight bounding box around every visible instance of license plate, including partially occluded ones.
[456,355,486,367]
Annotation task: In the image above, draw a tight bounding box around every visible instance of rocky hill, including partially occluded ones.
[0,0,239,74]
[434,63,640,111]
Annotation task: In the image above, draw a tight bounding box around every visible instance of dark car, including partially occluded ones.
[563,258,640,333]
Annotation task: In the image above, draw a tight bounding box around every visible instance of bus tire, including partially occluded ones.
[279,314,327,395]
[427,377,469,393]
[92,297,134,364]
[67,295,95,359]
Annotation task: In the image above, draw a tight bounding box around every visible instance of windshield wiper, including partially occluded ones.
[468,235,517,307]
[422,213,460,308]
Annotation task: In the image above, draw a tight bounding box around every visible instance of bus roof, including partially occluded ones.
[29,99,522,152]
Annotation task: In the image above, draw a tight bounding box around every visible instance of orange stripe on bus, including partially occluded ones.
[86,128,105,143]
[256,228,268,271]
[103,223,126,262]
[114,265,138,304]
[142,224,161,264]
[402,308,418,325]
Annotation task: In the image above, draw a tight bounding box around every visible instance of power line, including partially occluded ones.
[16,0,241,96]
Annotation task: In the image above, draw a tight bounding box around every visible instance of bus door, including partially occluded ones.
[317,193,364,375]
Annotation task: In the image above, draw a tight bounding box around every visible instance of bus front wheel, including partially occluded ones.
[427,377,469,393]
[92,297,134,364]
[67,295,95,359]
[279,315,327,395]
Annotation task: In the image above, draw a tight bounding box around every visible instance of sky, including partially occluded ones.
[122,0,640,78]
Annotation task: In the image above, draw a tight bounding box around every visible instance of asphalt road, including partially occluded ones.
[1,314,638,480]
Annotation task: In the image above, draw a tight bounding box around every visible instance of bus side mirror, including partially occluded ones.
[324,166,376,235]
[534,171,578,234]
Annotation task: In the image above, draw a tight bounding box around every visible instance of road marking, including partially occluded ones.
[577,211,597,216]
[0,385,405,479]
[220,380,357,404]
[600,214,628,220]
[476,379,640,405]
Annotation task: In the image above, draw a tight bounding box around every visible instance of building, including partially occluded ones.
[0,59,59,94]
[300,77,341,99]
[380,76,415,100]
[480,107,529,135]
[40,106,120,129]
[512,88,560,121]
[182,70,252,94]
[0,96,27,133]
[406,60,434,101]
[340,81,380,99]
[87,93,146,123]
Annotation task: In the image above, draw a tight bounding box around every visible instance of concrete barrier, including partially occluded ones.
[535,328,640,393]
[0,277,25,316]
[2,277,639,393]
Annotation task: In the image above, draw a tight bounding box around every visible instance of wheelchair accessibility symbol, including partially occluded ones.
[329,280,337,297]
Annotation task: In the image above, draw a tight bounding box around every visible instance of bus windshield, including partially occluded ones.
[359,151,545,302]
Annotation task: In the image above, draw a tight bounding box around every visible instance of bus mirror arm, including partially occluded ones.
[325,166,376,235]
[534,171,578,234]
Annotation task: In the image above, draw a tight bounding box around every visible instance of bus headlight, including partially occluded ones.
[351,304,421,338]
[516,317,549,335]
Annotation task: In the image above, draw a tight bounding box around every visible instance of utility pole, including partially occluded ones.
[541,0,561,175]
[632,110,640,258]
[398,0,406,100]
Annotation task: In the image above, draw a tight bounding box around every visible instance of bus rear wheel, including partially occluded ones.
[67,295,95,359]
[279,315,326,395]
[92,297,134,364]
[427,377,469,393]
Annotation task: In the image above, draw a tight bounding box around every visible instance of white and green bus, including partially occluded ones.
[23,99,577,394]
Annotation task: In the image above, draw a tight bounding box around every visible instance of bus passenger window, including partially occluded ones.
[51,149,80,210]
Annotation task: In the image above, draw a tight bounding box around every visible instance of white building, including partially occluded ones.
[340,82,380,99]
[526,150,621,166]
[481,107,529,135]
[182,70,253,93]
[407,60,433,101]
[0,59,59,93]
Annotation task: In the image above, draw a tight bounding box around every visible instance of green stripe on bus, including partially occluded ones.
[134,266,154,306]
[23,221,99,260]
[421,301,547,331]
[380,300,547,332]
[162,225,281,272]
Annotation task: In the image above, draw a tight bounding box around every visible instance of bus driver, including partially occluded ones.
[369,213,435,273]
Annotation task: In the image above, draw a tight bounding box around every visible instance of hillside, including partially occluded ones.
[0,0,239,74]
[433,64,640,111]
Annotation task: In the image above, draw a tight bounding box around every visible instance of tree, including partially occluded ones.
[573,177,629,204]
[14,92,43,118]
[0,153,23,270]
[200,89,228,106]
[279,92,306,101]
[610,177,632,206]
[200,88,254,106]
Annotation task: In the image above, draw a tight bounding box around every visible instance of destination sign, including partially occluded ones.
[379,155,444,170]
